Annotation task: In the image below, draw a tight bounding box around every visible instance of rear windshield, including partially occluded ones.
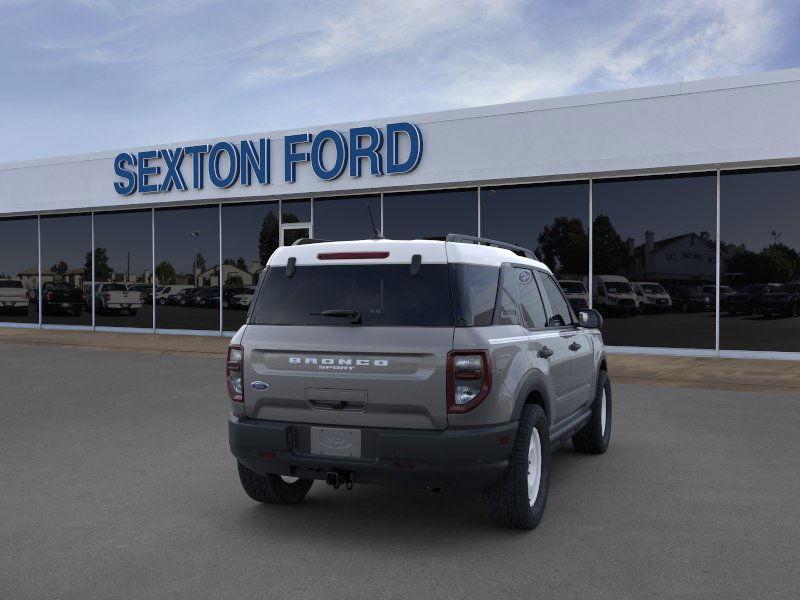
[251,264,465,327]
[0,280,23,288]
[104,284,127,291]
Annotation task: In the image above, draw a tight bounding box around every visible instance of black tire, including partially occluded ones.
[573,370,612,454]
[483,404,550,530]
[237,462,314,505]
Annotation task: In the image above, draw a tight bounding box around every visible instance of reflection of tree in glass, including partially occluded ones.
[84,247,112,282]
[258,213,279,266]
[726,242,800,285]
[226,274,244,287]
[156,261,177,285]
[536,217,588,276]
[194,253,207,273]
[51,261,68,276]
[592,215,629,274]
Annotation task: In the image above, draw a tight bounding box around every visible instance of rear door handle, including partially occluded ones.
[538,346,554,359]
[569,342,582,351]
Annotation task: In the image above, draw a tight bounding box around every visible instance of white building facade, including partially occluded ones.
[2,68,800,358]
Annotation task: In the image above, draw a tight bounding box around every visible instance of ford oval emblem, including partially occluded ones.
[250,381,269,390]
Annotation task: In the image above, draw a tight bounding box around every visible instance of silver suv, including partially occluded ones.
[228,234,611,530]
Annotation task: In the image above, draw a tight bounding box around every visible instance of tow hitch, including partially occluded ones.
[325,470,354,490]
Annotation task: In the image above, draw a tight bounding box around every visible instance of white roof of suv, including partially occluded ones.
[268,238,552,273]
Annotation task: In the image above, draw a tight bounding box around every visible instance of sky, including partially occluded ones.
[1,0,799,163]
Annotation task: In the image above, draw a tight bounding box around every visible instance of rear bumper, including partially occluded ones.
[229,415,517,493]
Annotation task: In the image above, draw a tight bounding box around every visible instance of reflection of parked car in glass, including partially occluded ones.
[722,283,781,316]
[168,287,198,306]
[558,280,589,311]
[631,282,672,313]
[42,282,84,316]
[593,275,638,316]
[759,283,800,318]
[669,286,711,312]
[155,285,193,305]
[702,285,735,303]
[222,286,254,309]
[230,288,256,310]
[0,279,30,314]
[126,284,154,305]
[188,287,220,308]
[90,283,143,315]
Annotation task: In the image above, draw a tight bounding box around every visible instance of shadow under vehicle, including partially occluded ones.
[668,285,712,313]
[0,279,30,315]
[759,283,800,318]
[41,282,84,316]
[593,275,638,317]
[558,279,589,312]
[722,283,781,316]
[631,281,672,313]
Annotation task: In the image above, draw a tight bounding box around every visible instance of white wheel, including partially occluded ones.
[527,429,542,506]
[600,389,607,436]
[280,475,300,484]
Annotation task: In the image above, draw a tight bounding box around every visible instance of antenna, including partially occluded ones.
[367,203,382,239]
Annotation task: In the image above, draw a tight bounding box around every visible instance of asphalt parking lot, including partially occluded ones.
[1,343,799,599]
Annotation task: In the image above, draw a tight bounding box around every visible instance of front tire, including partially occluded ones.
[483,404,550,530]
[573,370,612,454]
[237,462,313,505]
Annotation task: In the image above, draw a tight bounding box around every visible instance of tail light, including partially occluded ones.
[227,345,244,402]
[102,293,110,301]
[46,291,53,302]
[447,350,491,413]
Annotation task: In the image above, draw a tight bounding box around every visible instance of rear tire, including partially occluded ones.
[237,462,313,505]
[573,370,612,454]
[483,404,550,530]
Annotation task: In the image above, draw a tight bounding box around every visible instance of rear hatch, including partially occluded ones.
[241,241,454,430]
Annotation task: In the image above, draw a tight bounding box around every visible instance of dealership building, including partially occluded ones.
[1,68,800,359]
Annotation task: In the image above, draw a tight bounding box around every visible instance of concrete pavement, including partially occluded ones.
[0,342,799,599]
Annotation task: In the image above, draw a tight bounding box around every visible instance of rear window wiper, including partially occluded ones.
[310,309,362,325]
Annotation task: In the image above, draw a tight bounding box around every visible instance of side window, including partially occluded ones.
[539,272,574,327]
[514,268,547,329]
[495,266,519,326]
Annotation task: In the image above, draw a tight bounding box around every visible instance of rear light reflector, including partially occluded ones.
[227,345,244,402]
[317,252,390,260]
[447,350,491,413]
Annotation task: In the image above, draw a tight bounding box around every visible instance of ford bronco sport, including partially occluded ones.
[228,234,611,530]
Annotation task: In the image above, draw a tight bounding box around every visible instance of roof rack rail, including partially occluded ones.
[445,234,537,259]
[291,238,332,246]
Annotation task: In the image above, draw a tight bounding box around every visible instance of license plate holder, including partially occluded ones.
[310,427,361,458]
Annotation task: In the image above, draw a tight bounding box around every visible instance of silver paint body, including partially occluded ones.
[231,239,606,439]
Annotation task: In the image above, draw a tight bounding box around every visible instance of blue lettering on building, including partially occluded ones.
[113,122,422,195]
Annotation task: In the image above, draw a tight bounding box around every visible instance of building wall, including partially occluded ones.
[2,70,800,358]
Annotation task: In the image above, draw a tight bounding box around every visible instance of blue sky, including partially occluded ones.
[1,0,798,163]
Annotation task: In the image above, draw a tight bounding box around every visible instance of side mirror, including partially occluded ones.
[578,308,603,330]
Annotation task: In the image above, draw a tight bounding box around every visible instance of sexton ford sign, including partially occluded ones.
[112,122,423,196]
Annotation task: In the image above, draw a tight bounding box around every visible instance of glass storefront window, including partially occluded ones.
[155,206,220,331]
[481,182,589,315]
[383,189,478,239]
[221,201,278,332]
[281,199,311,224]
[0,217,39,324]
[592,174,717,349]
[721,168,800,352]
[92,210,153,329]
[313,195,381,240]
[40,214,92,326]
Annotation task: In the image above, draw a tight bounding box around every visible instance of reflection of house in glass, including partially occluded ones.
[196,263,256,287]
[626,231,716,284]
